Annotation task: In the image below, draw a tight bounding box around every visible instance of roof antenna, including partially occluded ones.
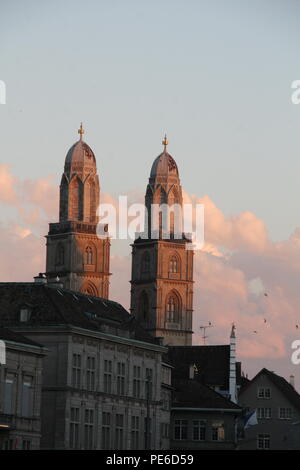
[199,322,213,345]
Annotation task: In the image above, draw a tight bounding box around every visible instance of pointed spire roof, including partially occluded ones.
[64,124,96,173]
[150,134,179,179]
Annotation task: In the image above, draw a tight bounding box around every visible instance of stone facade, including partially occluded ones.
[0,328,45,450]
[19,326,169,450]
[130,139,194,346]
[46,125,110,298]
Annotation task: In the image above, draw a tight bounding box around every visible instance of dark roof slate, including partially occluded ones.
[173,378,241,410]
[167,345,231,389]
[0,283,158,345]
[0,326,43,348]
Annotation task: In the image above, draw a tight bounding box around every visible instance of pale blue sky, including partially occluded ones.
[1,0,300,239]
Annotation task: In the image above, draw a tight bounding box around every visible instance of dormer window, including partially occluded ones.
[20,307,31,322]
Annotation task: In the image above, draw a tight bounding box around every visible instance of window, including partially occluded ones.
[161,423,170,439]
[3,439,14,450]
[279,408,292,420]
[117,362,125,395]
[85,246,93,265]
[102,412,111,449]
[193,420,206,441]
[142,252,150,273]
[162,366,171,386]
[86,356,95,391]
[145,368,153,400]
[211,421,225,441]
[104,360,112,394]
[20,307,31,322]
[70,407,80,449]
[21,376,33,417]
[162,390,170,411]
[133,365,141,398]
[22,440,31,450]
[72,354,81,388]
[4,373,14,414]
[169,255,179,273]
[131,416,140,449]
[257,408,272,419]
[56,244,64,266]
[115,414,124,450]
[84,409,94,449]
[166,293,180,323]
[257,433,270,449]
[258,387,271,399]
[144,417,152,448]
[139,292,149,321]
[174,420,188,440]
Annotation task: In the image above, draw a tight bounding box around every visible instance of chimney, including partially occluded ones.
[189,364,197,379]
[47,275,64,289]
[34,273,47,284]
[290,375,295,389]
[229,323,237,403]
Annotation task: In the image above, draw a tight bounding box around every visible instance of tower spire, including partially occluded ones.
[78,122,84,141]
[162,134,168,151]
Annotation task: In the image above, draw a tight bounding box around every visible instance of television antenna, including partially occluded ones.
[199,323,213,345]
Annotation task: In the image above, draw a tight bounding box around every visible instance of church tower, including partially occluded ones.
[130,136,194,346]
[45,124,110,298]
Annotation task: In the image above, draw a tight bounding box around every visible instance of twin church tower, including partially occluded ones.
[45,126,194,346]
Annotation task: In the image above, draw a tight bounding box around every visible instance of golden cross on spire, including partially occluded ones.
[78,122,84,140]
[162,133,168,151]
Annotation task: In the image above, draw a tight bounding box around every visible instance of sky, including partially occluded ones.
[1,0,300,386]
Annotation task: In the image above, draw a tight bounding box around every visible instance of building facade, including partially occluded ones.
[0,282,170,450]
[46,125,110,298]
[238,368,300,450]
[130,137,194,346]
[171,378,241,450]
[0,327,45,450]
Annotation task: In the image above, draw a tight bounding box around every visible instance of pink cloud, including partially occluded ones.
[0,167,300,384]
[0,164,18,204]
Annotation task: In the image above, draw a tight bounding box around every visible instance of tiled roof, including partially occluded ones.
[0,326,43,348]
[240,368,300,411]
[0,283,159,345]
[173,378,241,410]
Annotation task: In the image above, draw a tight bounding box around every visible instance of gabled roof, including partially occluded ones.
[239,368,300,412]
[0,326,44,348]
[0,283,159,346]
[167,345,231,389]
[173,378,241,411]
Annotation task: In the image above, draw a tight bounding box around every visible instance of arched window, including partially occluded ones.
[139,292,149,320]
[69,177,83,221]
[55,244,64,266]
[142,252,150,273]
[166,292,181,323]
[82,281,98,297]
[169,255,179,274]
[85,246,93,265]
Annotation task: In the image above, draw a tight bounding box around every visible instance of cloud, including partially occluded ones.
[0,222,44,282]
[183,191,269,253]
[0,167,300,384]
[0,164,18,204]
